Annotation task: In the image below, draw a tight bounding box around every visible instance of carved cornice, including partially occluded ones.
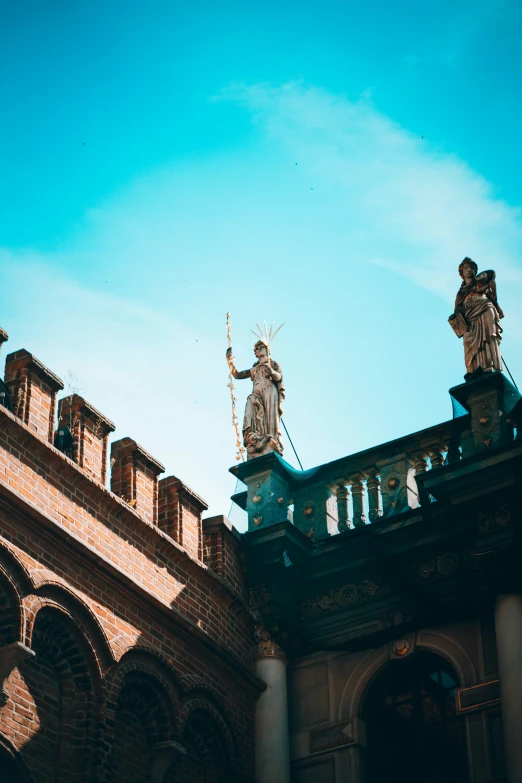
[302,579,379,617]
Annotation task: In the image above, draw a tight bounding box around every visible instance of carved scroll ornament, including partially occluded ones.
[254,624,285,659]
[302,579,379,617]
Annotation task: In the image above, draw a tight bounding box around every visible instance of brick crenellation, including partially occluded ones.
[0,334,258,781]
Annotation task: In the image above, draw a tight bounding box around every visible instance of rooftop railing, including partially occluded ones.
[231,372,521,540]
[232,418,461,540]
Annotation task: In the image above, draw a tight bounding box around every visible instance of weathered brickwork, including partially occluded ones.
[0,337,260,782]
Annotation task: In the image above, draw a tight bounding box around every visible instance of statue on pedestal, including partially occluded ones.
[449,258,504,376]
[226,323,285,460]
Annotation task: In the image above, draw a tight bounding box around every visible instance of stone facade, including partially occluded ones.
[288,618,504,782]
[234,371,522,783]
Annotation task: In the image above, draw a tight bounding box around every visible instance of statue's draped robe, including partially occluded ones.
[234,361,284,456]
[455,271,503,374]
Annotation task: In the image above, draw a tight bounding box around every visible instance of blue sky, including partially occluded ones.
[1,0,522,527]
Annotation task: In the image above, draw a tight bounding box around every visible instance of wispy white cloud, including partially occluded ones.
[222,82,522,305]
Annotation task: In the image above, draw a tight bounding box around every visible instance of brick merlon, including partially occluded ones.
[111,436,165,475]
[203,514,241,540]
[5,349,64,391]
[58,394,116,434]
[160,475,208,511]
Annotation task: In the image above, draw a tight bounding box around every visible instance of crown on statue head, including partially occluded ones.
[250,321,285,350]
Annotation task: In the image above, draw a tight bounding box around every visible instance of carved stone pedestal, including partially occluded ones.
[232,453,292,533]
[450,373,519,457]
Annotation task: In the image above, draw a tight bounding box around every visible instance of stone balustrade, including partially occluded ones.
[231,418,458,540]
[232,373,521,540]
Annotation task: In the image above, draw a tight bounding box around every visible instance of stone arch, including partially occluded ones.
[169,699,236,783]
[362,649,470,783]
[339,630,478,721]
[180,674,228,711]
[416,629,477,687]
[0,543,33,642]
[33,582,114,671]
[103,653,180,783]
[338,647,389,721]
[106,649,182,718]
[178,695,236,761]
[0,539,34,594]
[23,592,108,684]
[0,568,22,645]
[16,603,101,782]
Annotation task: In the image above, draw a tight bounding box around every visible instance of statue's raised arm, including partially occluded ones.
[449,257,503,377]
[226,347,251,379]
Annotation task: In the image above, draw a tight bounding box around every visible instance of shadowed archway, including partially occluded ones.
[364,651,469,783]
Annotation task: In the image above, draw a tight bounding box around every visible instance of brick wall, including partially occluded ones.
[203,516,247,601]
[0,341,260,783]
[159,477,208,561]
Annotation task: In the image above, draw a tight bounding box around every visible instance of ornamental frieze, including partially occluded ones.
[302,579,379,617]
[415,552,459,579]
[249,584,271,612]
[478,503,510,534]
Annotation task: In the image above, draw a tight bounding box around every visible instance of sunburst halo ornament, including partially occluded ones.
[250,320,285,349]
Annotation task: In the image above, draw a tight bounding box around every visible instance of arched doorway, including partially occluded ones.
[364,651,469,783]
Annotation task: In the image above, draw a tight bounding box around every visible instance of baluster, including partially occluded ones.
[351,478,366,527]
[413,456,428,475]
[366,470,380,522]
[336,485,350,532]
[430,449,445,468]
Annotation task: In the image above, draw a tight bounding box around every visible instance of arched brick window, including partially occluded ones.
[364,651,469,783]
[166,709,229,783]
[0,576,19,645]
[113,671,172,783]
[17,607,97,783]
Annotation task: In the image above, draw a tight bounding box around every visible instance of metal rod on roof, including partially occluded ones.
[281,418,304,470]
[503,357,519,390]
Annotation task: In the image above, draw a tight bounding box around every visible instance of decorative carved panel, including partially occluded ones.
[302,579,379,617]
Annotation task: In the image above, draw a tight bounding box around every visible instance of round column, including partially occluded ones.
[495,594,522,783]
[254,627,290,783]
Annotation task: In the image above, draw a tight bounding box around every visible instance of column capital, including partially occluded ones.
[254,624,286,661]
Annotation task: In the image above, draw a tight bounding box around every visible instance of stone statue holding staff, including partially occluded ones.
[449,257,504,376]
[226,322,285,460]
